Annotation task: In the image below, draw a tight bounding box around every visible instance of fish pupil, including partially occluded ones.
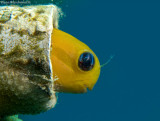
[78,52,95,71]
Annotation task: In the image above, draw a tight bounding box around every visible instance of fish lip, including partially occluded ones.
[83,84,93,93]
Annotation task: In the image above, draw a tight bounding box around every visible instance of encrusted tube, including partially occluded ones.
[0,5,59,116]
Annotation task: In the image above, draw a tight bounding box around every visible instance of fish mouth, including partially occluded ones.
[83,84,93,93]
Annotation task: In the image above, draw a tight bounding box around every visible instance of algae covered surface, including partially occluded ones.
[1,0,160,121]
[0,4,60,120]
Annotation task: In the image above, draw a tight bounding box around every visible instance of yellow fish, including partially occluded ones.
[51,29,101,93]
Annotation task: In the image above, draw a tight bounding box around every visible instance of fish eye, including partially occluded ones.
[78,52,95,71]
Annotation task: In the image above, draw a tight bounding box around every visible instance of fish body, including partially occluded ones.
[0,5,101,121]
[51,29,100,93]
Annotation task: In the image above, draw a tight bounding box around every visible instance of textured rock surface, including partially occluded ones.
[0,5,60,116]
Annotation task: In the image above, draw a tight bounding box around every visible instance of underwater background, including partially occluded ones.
[1,0,160,121]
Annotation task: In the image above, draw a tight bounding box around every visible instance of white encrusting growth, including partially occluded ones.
[0,5,61,116]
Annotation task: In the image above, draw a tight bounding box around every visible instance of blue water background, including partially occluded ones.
[17,0,160,121]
